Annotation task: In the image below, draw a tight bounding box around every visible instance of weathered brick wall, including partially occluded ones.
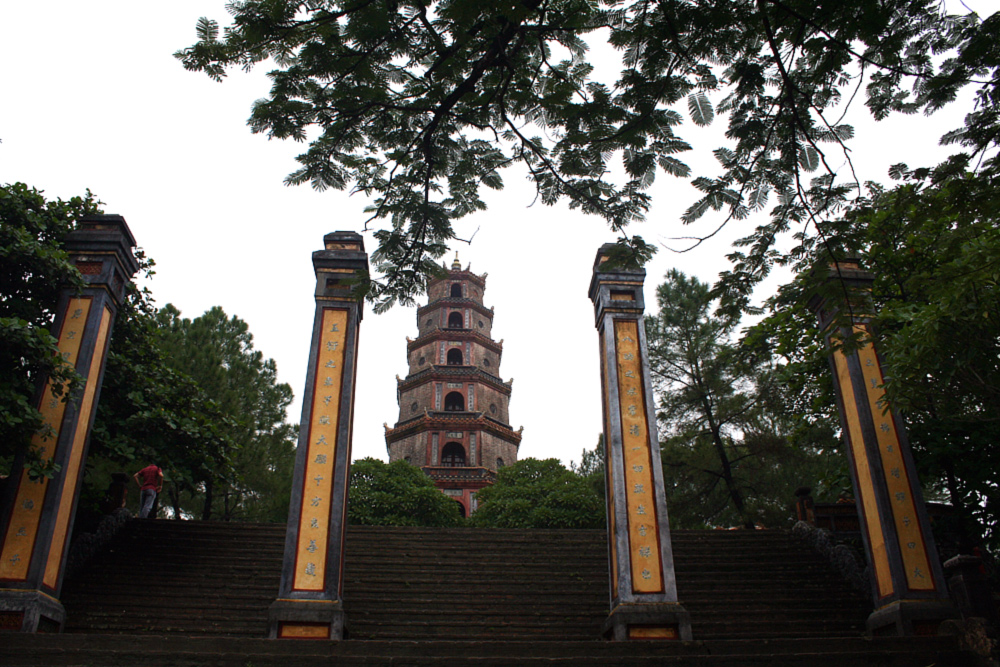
[416,312,441,338]
[426,279,450,302]
[470,341,502,371]
[478,385,510,423]
[470,311,492,338]
[387,432,427,466]
[480,432,519,469]
[428,274,486,303]
[408,342,439,373]
[398,382,437,420]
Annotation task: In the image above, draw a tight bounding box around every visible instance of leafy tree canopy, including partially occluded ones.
[0,183,296,524]
[470,458,604,528]
[153,305,297,521]
[0,183,99,479]
[570,434,606,502]
[347,457,464,526]
[748,171,1000,547]
[176,1,998,311]
[647,269,842,529]
[85,291,241,523]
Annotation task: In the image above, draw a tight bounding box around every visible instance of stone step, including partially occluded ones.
[342,588,863,602]
[98,548,814,565]
[128,523,813,545]
[113,538,812,555]
[59,520,874,642]
[0,635,976,667]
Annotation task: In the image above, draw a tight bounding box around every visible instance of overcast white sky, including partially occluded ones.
[0,2,990,468]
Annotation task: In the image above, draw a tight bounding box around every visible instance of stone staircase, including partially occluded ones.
[0,520,979,665]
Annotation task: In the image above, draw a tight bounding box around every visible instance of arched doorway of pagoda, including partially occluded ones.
[448,311,463,328]
[441,442,466,467]
[446,348,463,365]
[450,283,462,298]
[443,391,465,411]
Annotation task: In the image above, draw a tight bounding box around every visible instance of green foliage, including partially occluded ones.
[470,458,604,529]
[570,435,606,503]
[176,1,999,311]
[347,458,463,527]
[647,269,841,529]
[0,183,100,479]
[751,172,1000,547]
[153,305,297,521]
[86,298,241,521]
[0,183,295,523]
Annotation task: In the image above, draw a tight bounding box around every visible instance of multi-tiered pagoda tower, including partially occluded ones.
[385,255,521,516]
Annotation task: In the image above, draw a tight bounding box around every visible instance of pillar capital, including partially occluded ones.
[64,214,139,307]
[589,244,647,327]
[313,232,367,316]
[806,256,875,331]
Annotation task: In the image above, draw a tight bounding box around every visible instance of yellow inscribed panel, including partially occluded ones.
[855,330,935,591]
[629,626,678,639]
[614,320,662,594]
[44,305,112,588]
[279,623,330,639]
[0,297,91,581]
[834,348,894,598]
[293,309,347,591]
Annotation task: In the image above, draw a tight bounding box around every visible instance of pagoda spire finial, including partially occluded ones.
[451,251,461,271]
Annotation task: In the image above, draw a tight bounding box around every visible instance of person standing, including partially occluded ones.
[133,463,163,519]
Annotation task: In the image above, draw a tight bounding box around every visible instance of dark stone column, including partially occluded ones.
[0,215,138,633]
[268,232,368,640]
[808,259,956,636]
[589,246,691,641]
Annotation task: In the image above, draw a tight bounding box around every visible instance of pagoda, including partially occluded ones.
[384,254,521,516]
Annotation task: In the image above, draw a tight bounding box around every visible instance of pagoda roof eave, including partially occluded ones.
[417,297,494,320]
[397,366,512,393]
[385,412,523,445]
[428,270,486,288]
[407,329,503,354]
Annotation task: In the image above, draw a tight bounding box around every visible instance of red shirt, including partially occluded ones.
[137,465,161,490]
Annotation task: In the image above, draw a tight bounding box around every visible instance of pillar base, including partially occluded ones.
[603,602,692,641]
[867,599,958,637]
[267,598,344,640]
[0,590,65,633]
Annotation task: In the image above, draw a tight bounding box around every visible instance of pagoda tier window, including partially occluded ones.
[447,348,463,365]
[448,312,463,328]
[444,391,465,411]
[450,283,462,298]
[442,442,466,467]
[455,500,466,518]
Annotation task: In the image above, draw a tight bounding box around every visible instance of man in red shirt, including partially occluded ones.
[133,464,163,519]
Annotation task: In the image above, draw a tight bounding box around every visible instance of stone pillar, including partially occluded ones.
[808,259,956,636]
[589,246,691,641]
[268,232,368,640]
[0,215,138,633]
